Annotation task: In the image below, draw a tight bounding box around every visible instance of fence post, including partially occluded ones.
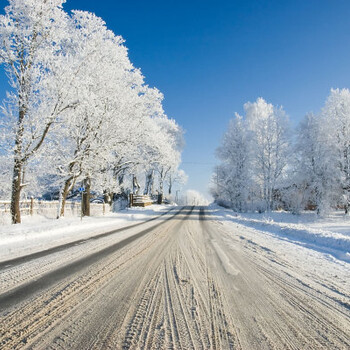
[129,193,133,208]
[30,197,34,216]
[103,202,105,215]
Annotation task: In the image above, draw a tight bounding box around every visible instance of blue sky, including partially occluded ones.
[2,0,350,198]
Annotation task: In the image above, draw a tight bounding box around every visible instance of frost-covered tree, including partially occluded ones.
[0,0,77,223]
[141,114,185,197]
[180,190,209,206]
[0,1,186,222]
[47,10,141,217]
[284,90,350,215]
[322,88,350,214]
[290,113,338,214]
[245,98,290,211]
[214,98,290,212]
[166,168,187,196]
[153,117,185,196]
[214,114,250,211]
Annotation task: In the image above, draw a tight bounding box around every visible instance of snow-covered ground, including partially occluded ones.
[1,205,349,349]
[0,205,173,263]
[2,203,350,265]
[210,204,350,263]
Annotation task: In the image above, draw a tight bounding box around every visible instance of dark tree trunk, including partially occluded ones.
[159,179,164,196]
[11,106,25,224]
[103,191,109,205]
[103,190,112,205]
[11,158,22,224]
[82,178,91,216]
[118,173,124,186]
[144,170,154,195]
[168,175,172,195]
[59,178,73,218]
[157,194,163,204]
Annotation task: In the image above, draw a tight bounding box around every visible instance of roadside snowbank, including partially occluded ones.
[210,205,350,261]
[0,205,173,263]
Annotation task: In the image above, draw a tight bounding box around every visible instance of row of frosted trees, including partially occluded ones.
[212,89,350,215]
[0,0,185,223]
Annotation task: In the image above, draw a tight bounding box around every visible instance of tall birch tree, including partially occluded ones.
[0,0,76,223]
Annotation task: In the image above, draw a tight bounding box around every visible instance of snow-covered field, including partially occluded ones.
[0,205,172,263]
[211,204,350,263]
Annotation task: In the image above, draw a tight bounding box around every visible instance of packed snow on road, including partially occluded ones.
[0,205,349,349]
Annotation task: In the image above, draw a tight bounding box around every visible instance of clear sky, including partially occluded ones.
[2,0,350,198]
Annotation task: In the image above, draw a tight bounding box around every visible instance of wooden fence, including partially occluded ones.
[0,199,110,220]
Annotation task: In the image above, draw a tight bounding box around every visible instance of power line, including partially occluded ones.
[181,161,216,165]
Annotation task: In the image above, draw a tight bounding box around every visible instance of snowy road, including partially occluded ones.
[0,206,349,349]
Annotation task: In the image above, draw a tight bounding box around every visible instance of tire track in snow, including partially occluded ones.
[1,206,348,349]
[0,207,186,311]
[0,208,175,269]
[201,207,350,350]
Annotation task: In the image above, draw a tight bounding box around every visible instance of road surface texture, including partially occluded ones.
[0,206,349,349]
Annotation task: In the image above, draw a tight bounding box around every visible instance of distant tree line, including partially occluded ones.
[0,0,186,223]
[212,89,350,215]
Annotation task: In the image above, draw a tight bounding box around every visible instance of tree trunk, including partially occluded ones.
[144,170,154,195]
[82,178,91,216]
[103,191,110,205]
[11,158,22,224]
[157,193,163,204]
[168,177,173,195]
[133,175,140,194]
[57,185,63,219]
[344,198,349,215]
[103,190,112,205]
[118,173,125,195]
[159,178,164,196]
[59,178,73,217]
[11,107,25,224]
